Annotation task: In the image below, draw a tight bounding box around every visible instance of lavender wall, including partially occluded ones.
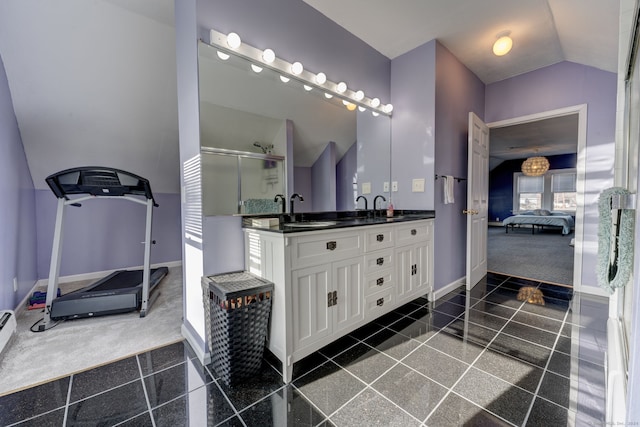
[196,0,390,103]
[433,42,485,290]
[35,191,182,278]
[0,55,38,311]
[485,61,617,288]
[336,142,357,210]
[311,141,337,212]
[294,167,313,212]
[390,40,436,209]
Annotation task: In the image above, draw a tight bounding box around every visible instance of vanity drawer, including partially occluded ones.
[289,230,363,269]
[364,225,394,252]
[364,269,394,296]
[365,288,395,319]
[363,249,393,274]
[394,221,432,247]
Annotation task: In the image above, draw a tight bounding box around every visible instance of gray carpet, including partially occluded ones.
[487,225,574,286]
[0,266,183,396]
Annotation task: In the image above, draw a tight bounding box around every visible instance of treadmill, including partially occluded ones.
[39,167,168,331]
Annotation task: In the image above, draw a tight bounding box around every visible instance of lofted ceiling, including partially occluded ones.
[0,0,620,192]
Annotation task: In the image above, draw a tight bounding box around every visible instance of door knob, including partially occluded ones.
[463,209,479,215]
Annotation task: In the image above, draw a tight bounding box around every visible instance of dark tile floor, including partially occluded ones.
[0,272,608,426]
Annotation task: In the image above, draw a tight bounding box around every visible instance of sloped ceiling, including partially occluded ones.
[0,0,621,193]
[0,0,179,192]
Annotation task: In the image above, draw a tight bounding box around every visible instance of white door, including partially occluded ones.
[466,112,489,289]
[333,257,364,332]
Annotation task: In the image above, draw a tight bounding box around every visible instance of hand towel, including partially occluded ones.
[444,175,455,204]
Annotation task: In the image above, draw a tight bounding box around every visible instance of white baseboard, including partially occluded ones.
[32,260,183,289]
[181,323,211,365]
[433,277,466,301]
[577,284,611,298]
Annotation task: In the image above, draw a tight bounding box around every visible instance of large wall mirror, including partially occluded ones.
[198,41,391,215]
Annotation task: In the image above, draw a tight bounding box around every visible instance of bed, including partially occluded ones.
[503,210,575,235]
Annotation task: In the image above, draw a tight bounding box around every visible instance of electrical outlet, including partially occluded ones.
[412,178,425,192]
[392,181,398,192]
[13,277,17,292]
[383,182,390,192]
[362,182,371,194]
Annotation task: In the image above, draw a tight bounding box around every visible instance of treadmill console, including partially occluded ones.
[46,167,157,205]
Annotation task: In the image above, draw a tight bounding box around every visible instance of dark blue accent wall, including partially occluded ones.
[489,153,577,221]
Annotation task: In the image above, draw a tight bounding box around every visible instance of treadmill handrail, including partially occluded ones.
[46,166,158,207]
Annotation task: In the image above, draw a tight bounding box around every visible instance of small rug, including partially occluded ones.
[487,226,574,286]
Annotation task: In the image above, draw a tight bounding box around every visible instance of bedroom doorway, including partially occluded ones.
[485,105,586,290]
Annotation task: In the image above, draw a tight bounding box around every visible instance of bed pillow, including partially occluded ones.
[520,210,535,215]
[533,209,552,216]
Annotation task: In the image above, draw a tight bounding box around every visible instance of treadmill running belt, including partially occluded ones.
[91,269,161,291]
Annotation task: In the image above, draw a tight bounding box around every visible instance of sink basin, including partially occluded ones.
[284,221,337,228]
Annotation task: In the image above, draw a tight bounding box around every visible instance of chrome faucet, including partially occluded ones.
[356,195,368,211]
[274,194,286,213]
[290,193,304,216]
[373,195,386,216]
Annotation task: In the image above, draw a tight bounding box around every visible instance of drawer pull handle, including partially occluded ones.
[326,241,337,251]
[376,298,384,307]
[376,257,384,266]
[411,229,417,236]
[376,277,384,286]
[376,234,384,242]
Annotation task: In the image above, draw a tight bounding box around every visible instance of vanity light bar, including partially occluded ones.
[208,29,392,117]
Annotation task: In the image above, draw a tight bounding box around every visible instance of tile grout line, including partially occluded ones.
[135,354,157,427]
[420,283,529,425]
[520,306,572,426]
[63,374,73,426]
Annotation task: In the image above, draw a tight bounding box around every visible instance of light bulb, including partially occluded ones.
[336,82,347,93]
[251,64,263,73]
[279,75,290,83]
[358,106,366,112]
[315,72,327,85]
[354,90,365,101]
[493,36,513,56]
[304,85,313,91]
[291,61,303,75]
[370,98,381,108]
[372,111,380,117]
[226,32,241,49]
[216,51,230,61]
[262,48,275,63]
[324,93,333,99]
[384,104,394,114]
[346,103,357,111]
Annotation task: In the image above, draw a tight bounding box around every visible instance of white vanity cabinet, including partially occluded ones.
[395,221,433,301]
[243,219,433,382]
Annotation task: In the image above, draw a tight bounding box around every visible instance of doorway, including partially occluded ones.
[485,105,587,291]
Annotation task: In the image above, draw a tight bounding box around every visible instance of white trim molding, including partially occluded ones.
[433,277,466,301]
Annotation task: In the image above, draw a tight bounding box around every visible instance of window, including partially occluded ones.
[552,172,577,211]
[517,175,544,211]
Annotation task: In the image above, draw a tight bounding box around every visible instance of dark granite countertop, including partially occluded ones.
[241,210,435,233]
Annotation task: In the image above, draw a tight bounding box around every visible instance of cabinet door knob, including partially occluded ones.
[376,298,384,307]
[326,241,337,250]
[376,234,384,242]
[376,257,384,266]
[411,229,417,236]
[376,277,384,286]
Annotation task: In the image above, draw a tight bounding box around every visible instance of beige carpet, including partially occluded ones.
[0,265,183,396]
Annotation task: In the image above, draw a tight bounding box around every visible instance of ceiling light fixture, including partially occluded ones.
[493,31,513,56]
[208,29,392,116]
[521,156,549,176]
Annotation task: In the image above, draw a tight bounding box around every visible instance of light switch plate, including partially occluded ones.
[362,182,371,194]
[412,178,425,192]
[392,181,398,192]
[383,182,390,192]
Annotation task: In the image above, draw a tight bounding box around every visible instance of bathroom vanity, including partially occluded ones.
[242,211,434,382]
